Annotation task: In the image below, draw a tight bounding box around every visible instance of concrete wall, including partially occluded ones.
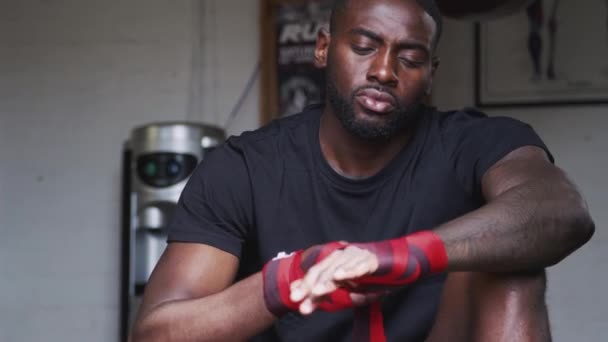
[433,19,608,342]
[0,1,259,341]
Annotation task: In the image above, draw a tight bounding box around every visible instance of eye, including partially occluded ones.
[398,52,426,68]
[399,57,424,68]
[351,45,374,55]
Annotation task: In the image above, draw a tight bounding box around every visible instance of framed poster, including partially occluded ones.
[260,0,332,124]
[475,0,608,107]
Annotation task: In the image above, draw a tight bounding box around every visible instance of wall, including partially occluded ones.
[0,1,259,341]
[433,19,608,342]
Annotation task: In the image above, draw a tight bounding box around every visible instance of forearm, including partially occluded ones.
[131,273,275,342]
[437,175,594,272]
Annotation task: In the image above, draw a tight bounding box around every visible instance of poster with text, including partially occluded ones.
[275,1,332,117]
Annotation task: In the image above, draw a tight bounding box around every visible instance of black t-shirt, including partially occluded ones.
[168,104,552,341]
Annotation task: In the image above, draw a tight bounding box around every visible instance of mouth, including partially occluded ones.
[354,88,396,114]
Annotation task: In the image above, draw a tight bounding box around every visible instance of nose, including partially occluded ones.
[367,49,398,87]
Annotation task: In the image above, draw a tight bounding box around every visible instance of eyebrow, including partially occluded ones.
[348,27,430,56]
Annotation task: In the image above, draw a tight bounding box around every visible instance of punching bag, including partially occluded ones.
[436,0,535,20]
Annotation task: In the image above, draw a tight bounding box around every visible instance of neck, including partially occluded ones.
[319,106,415,179]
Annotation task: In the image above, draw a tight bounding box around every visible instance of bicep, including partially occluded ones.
[480,145,560,201]
[137,242,239,318]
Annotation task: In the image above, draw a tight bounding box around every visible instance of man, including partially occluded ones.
[131,0,594,341]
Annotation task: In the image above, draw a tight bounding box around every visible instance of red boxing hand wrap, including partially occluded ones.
[262,241,353,317]
[262,250,304,316]
[352,231,448,287]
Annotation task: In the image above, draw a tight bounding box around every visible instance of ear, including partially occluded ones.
[314,27,331,68]
[426,56,440,96]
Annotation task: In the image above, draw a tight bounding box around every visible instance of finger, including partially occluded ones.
[299,297,317,315]
[334,248,378,280]
[334,252,372,280]
[301,251,342,292]
[292,257,341,303]
[298,251,344,299]
[289,279,305,302]
[311,278,339,297]
[335,257,377,281]
[311,250,357,296]
[311,246,371,296]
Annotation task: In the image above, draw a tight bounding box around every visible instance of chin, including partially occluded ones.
[355,108,396,125]
[345,117,395,142]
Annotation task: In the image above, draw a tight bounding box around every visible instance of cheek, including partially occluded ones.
[397,71,430,101]
[331,48,368,89]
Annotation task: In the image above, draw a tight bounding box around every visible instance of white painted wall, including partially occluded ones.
[0,1,259,341]
[1,1,604,341]
[434,19,608,342]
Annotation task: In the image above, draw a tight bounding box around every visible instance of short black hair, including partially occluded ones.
[329,0,443,47]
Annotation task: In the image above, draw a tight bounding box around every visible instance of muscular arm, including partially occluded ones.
[292,145,594,315]
[131,243,275,342]
[437,145,594,272]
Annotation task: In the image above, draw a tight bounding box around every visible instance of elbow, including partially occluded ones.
[549,207,595,266]
[566,209,595,250]
[130,323,151,342]
[130,315,169,342]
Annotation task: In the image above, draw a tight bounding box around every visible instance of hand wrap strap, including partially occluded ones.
[262,241,353,316]
[352,231,448,287]
[351,231,447,342]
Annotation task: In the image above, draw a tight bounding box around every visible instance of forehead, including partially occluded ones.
[335,0,436,45]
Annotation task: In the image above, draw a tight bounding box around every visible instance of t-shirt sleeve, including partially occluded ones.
[439,108,554,197]
[167,140,253,258]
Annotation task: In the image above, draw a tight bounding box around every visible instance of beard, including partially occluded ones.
[325,65,424,143]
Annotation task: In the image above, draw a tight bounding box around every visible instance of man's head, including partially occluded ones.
[315,0,441,142]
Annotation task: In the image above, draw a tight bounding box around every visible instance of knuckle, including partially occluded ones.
[307,266,321,278]
[363,249,375,258]
[345,245,363,253]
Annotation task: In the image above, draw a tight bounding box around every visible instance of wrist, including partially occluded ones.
[404,230,448,274]
[262,251,304,317]
[353,230,448,286]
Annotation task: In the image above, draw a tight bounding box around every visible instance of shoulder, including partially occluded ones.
[428,107,543,151]
[226,105,320,154]
[432,107,531,134]
[219,106,321,176]
[425,107,553,193]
